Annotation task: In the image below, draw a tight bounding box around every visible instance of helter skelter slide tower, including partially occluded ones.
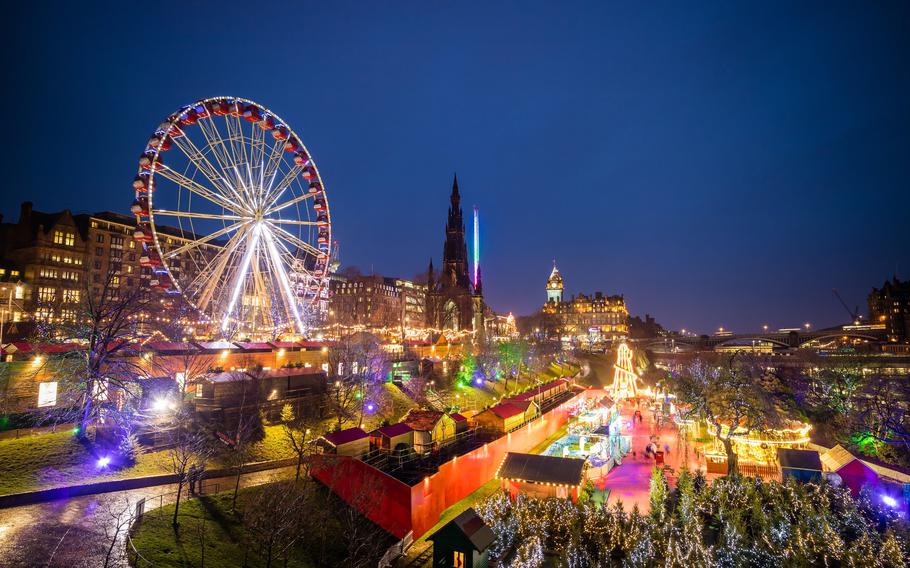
[610,342,639,400]
[130,97,332,338]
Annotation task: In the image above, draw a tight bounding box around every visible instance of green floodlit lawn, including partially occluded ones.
[0,424,297,496]
[130,489,315,568]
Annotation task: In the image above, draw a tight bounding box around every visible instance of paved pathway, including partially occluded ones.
[596,401,704,512]
[0,466,297,568]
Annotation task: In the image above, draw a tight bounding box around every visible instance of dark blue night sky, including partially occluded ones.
[2,1,908,333]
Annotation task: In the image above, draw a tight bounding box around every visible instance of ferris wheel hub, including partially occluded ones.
[131,96,332,339]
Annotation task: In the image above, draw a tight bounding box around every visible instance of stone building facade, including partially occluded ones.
[425,176,484,338]
[869,277,910,343]
[541,263,628,345]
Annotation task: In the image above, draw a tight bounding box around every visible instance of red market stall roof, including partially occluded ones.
[401,409,445,432]
[195,341,238,352]
[450,413,467,423]
[372,423,413,438]
[511,378,570,400]
[9,342,85,354]
[298,341,332,349]
[232,342,273,352]
[489,403,525,420]
[144,341,201,354]
[496,452,585,486]
[268,341,301,351]
[323,427,369,447]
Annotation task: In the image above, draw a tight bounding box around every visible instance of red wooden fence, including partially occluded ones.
[313,388,599,539]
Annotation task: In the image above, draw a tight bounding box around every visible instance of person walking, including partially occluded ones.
[188,464,197,495]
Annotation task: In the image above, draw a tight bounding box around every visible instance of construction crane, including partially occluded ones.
[832,289,863,324]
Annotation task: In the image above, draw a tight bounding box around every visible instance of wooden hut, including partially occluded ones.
[450,413,469,435]
[369,423,414,454]
[778,448,822,483]
[427,507,494,568]
[318,427,370,458]
[496,452,586,501]
[401,409,457,454]
[473,398,537,434]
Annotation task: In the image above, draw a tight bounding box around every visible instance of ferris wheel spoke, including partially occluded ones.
[153,209,244,221]
[163,220,247,259]
[265,218,319,226]
[265,190,315,216]
[262,165,304,211]
[268,223,324,258]
[222,116,245,169]
[263,228,305,333]
[194,228,248,313]
[221,224,263,331]
[233,114,251,170]
[260,136,287,194]
[155,165,244,215]
[197,117,240,184]
[169,132,235,198]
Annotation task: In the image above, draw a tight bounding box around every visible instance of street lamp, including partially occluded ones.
[762,324,768,332]
[804,322,811,330]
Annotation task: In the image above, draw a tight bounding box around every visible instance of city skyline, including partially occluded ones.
[3,2,909,332]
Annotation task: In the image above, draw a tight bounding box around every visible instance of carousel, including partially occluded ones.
[701,419,813,475]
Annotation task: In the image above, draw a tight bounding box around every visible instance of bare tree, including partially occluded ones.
[167,407,211,527]
[852,373,910,465]
[46,269,149,437]
[280,403,317,481]
[327,333,388,430]
[670,353,785,475]
[93,496,136,568]
[240,480,309,568]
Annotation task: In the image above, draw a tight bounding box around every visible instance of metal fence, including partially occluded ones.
[126,480,225,567]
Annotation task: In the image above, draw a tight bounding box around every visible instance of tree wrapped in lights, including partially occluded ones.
[476,468,908,566]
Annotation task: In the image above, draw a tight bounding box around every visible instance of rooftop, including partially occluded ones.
[778,448,822,471]
[323,427,369,447]
[401,409,446,431]
[497,452,586,486]
[372,423,413,438]
[428,507,495,552]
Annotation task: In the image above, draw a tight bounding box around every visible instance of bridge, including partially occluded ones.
[635,324,888,351]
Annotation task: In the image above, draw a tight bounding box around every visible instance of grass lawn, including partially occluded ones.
[0,424,298,496]
[130,489,316,568]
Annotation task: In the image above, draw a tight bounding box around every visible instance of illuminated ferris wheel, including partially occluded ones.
[130,97,331,337]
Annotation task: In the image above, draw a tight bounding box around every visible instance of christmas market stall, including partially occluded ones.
[427,508,494,568]
[496,452,586,501]
[778,448,823,483]
[316,427,370,458]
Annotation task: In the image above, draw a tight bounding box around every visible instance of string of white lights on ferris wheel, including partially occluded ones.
[130,97,332,337]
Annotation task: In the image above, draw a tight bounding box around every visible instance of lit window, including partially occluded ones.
[38,382,58,407]
[38,287,56,302]
[54,231,64,245]
[60,308,76,321]
[63,289,80,303]
[65,233,75,246]
[35,307,53,321]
